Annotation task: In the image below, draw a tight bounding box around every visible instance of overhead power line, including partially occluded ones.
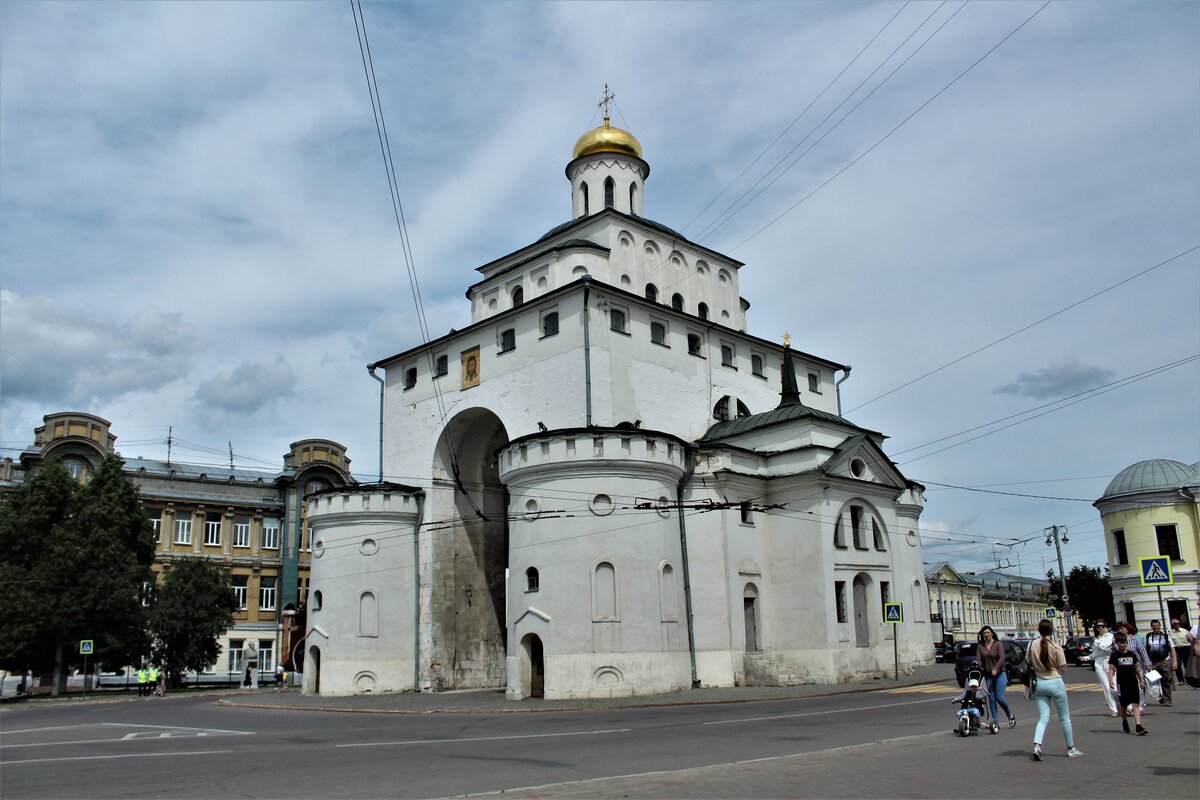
[727,0,1052,253]
[847,244,1200,414]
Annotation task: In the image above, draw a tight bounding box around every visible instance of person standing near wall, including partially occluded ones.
[1090,621,1119,716]
[1144,620,1175,706]
[1027,618,1083,761]
[1168,619,1189,684]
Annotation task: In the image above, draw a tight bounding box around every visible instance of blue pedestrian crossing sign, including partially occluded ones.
[79,640,93,655]
[1139,556,1173,586]
[884,603,903,623]
[1044,607,1057,619]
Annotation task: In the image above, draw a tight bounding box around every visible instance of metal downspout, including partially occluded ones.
[413,492,424,692]
[835,366,852,416]
[367,365,384,482]
[582,279,593,426]
[677,445,700,687]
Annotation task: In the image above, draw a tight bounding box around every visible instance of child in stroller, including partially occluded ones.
[952,665,999,736]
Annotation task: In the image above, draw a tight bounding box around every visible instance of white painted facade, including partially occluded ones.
[304,117,932,698]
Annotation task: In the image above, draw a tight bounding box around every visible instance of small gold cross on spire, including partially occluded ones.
[598,83,615,125]
[783,332,791,349]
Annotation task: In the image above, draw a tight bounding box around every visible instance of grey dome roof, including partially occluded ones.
[1100,459,1196,499]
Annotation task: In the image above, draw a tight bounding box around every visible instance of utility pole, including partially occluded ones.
[1045,525,1074,637]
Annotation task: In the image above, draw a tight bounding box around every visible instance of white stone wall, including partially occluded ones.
[303,488,422,696]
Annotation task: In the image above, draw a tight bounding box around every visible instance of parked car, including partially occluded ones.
[954,639,1027,687]
[934,635,957,663]
[1064,636,1094,666]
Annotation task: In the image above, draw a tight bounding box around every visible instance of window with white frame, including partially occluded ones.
[147,510,162,542]
[227,640,244,675]
[258,640,275,674]
[259,576,276,611]
[262,517,280,550]
[233,515,250,548]
[174,513,192,545]
[232,576,248,610]
[204,513,221,546]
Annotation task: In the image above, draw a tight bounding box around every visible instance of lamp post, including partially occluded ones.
[1045,525,1074,637]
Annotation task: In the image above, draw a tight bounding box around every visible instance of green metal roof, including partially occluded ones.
[699,402,867,442]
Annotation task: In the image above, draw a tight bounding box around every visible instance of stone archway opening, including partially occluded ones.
[520,633,545,699]
[430,408,510,689]
[743,583,760,652]
[308,645,321,695]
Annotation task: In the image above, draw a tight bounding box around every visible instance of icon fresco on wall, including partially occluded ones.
[461,346,480,389]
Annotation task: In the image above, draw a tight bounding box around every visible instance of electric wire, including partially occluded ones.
[726,0,1052,253]
[847,244,1200,414]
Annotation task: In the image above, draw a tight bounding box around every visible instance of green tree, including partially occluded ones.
[0,456,155,693]
[0,462,79,679]
[147,558,237,687]
[1046,565,1115,632]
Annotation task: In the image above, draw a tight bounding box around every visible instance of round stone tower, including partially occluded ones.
[499,426,691,699]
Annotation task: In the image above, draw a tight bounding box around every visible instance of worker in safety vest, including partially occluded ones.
[148,665,160,696]
[136,665,149,697]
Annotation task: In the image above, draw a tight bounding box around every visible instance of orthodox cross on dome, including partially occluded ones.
[782,332,791,349]
[597,84,615,126]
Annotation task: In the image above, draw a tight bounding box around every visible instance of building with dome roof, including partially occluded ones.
[303,102,932,699]
[1094,459,1200,628]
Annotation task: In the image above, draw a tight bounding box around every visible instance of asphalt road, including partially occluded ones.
[2,679,1197,798]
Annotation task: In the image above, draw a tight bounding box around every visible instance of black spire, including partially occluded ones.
[778,342,803,409]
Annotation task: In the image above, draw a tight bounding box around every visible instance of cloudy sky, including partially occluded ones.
[2,1,1197,579]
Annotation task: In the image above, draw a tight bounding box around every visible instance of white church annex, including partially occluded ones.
[304,100,932,698]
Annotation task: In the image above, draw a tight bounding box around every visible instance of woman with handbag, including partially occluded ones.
[1027,618,1083,761]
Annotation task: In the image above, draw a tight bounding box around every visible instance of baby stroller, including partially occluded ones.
[953,664,999,736]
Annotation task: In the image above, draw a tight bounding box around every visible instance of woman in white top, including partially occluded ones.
[1091,621,1119,716]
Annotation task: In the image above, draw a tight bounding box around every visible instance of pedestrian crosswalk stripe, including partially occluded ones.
[888,683,1101,695]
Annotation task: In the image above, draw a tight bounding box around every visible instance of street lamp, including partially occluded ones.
[1045,525,1074,637]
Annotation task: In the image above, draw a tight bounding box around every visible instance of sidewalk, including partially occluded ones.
[217,663,958,714]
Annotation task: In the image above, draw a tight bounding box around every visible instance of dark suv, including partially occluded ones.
[954,639,1027,687]
[934,635,957,663]
[1064,636,1094,666]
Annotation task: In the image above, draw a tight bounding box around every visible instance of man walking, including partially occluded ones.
[1168,619,1189,684]
[1145,620,1175,706]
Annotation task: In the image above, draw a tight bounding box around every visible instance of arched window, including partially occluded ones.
[713,396,730,421]
[720,344,734,366]
[650,321,667,346]
[872,518,887,551]
[736,399,751,418]
[312,590,323,611]
[359,591,377,637]
[671,293,684,311]
[751,354,764,377]
[511,286,524,307]
[609,308,626,333]
[687,333,702,356]
[594,561,617,619]
[541,312,559,337]
[525,567,539,593]
[645,284,658,303]
[697,302,709,320]
[580,181,589,215]
[659,563,677,620]
[604,177,614,209]
[629,182,637,213]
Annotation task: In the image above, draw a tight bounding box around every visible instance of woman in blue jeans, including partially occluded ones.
[976,625,1015,727]
[1027,618,1083,760]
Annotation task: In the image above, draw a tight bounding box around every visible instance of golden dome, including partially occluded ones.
[572,121,643,160]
